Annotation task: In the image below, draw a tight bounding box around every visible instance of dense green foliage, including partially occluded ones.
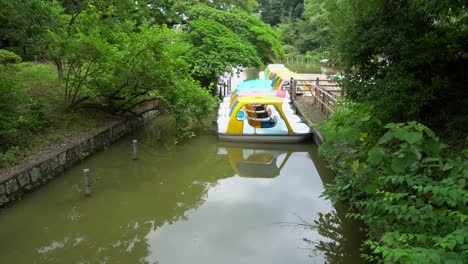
[0,63,119,168]
[0,49,22,66]
[328,1,467,141]
[0,77,23,149]
[256,0,468,262]
[0,0,67,60]
[48,6,217,118]
[0,0,283,143]
[185,4,283,89]
[268,1,467,141]
[257,0,304,26]
[295,0,331,53]
[316,102,468,263]
[0,75,47,167]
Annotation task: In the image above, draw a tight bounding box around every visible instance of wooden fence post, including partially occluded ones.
[290,77,296,101]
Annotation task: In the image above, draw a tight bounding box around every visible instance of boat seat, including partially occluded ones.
[243,112,288,135]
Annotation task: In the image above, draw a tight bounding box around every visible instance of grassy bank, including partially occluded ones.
[0,62,114,168]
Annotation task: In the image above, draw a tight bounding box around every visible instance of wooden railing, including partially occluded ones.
[291,78,340,118]
[217,82,229,99]
[308,84,338,118]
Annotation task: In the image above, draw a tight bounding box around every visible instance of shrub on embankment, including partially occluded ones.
[316,102,468,263]
[0,75,46,167]
[0,63,113,168]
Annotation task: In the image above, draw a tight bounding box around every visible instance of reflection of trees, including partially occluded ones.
[0,128,234,263]
[288,209,365,264]
[307,211,349,263]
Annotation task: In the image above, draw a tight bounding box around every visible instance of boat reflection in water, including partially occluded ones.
[217,143,297,178]
[217,143,365,264]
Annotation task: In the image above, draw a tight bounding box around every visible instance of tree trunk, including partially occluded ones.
[56,59,64,85]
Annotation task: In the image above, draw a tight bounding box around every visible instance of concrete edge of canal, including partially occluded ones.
[292,100,325,146]
[0,110,160,206]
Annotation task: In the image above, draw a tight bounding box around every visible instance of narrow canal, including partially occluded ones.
[0,118,364,263]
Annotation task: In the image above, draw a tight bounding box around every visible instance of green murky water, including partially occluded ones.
[0,118,364,263]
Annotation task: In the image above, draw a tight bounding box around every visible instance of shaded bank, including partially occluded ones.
[0,110,159,206]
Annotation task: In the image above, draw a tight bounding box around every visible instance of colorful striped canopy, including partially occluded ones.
[264,64,304,90]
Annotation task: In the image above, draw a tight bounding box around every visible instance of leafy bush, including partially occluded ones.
[283,44,299,55]
[328,0,467,144]
[0,49,22,66]
[0,77,22,148]
[0,76,47,167]
[316,102,468,263]
[0,146,20,168]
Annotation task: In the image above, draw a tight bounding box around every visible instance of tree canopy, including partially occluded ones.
[257,0,304,26]
[267,0,467,143]
[326,0,467,142]
[0,0,283,139]
[184,4,283,89]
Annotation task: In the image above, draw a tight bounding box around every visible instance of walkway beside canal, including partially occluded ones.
[290,73,341,145]
[293,95,326,146]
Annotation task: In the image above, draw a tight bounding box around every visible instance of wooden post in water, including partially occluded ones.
[157,126,161,141]
[83,169,91,196]
[133,139,138,160]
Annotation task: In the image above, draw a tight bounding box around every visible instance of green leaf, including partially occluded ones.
[393,128,408,141]
[361,183,378,194]
[353,160,360,173]
[391,150,418,173]
[458,178,466,187]
[359,132,368,141]
[367,146,384,165]
[384,122,403,129]
[443,162,454,171]
[404,131,423,144]
[415,123,426,131]
[421,138,441,157]
[378,131,394,144]
[423,126,436,138]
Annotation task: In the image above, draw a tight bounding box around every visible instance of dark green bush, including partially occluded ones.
[316,102,468,263]
[0,49,22,66]
[0,77,22,148]
[0,76,47,167]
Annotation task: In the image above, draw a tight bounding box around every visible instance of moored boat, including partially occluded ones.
[265,64,306,95]
[217,95,311,143]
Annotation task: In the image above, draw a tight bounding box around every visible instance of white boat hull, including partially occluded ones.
[218,133,311,143]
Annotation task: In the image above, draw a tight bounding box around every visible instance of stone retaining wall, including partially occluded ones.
[0,111,159,206]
